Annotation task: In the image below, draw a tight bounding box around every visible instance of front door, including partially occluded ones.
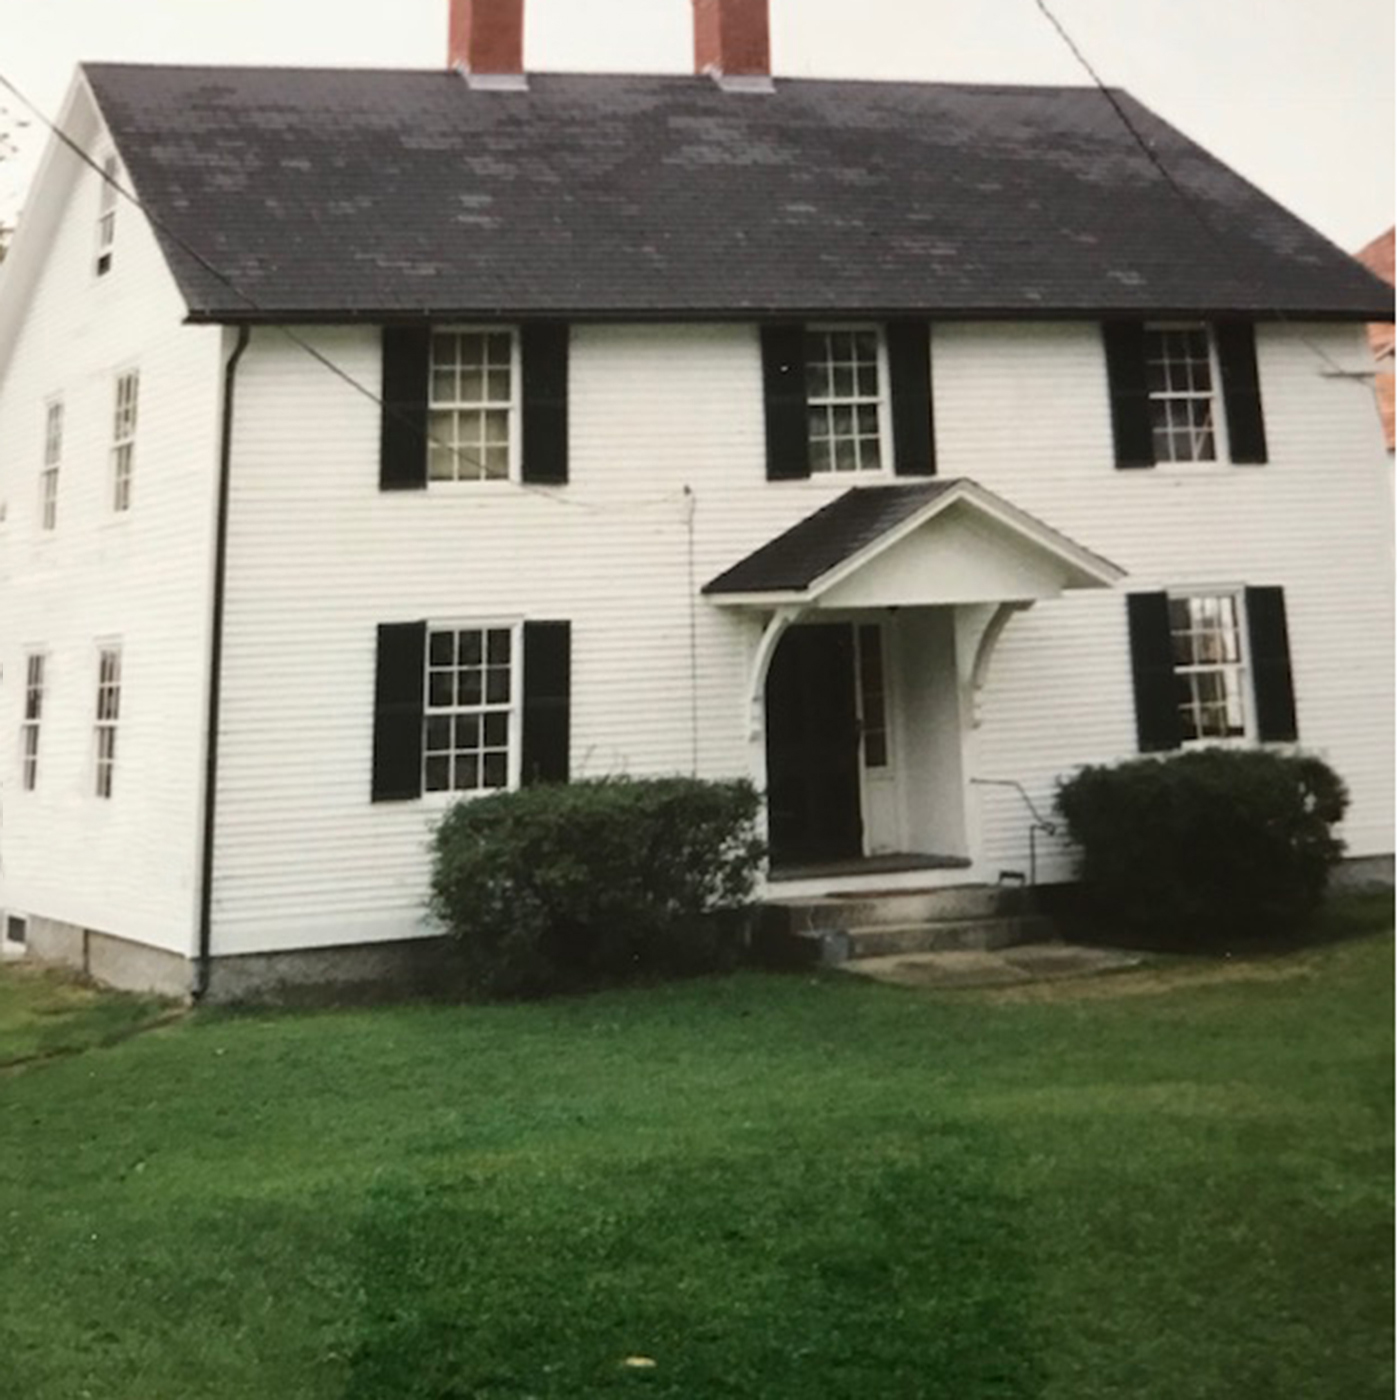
[765,624,863,867]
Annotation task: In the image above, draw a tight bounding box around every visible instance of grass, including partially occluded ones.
[0,903,1391,1399]
[0,961,176,1068]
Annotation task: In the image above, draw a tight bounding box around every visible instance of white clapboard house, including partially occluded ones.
[0,0,1392,997]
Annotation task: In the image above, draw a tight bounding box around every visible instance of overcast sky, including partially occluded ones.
[0,0,1393,251]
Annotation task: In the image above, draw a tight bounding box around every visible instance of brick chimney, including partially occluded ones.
[449,0,524,76]
[693,0,771,78]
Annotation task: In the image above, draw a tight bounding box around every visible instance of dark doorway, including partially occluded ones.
[765,624,863,866]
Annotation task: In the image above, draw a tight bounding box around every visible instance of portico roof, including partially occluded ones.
[702,479,1125,607]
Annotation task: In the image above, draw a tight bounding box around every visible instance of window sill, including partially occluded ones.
[1125,462,1260,476]
[1177,735,1260,752]
[425,478,527,491]
[778,471,900,488]
[414,784,518,811]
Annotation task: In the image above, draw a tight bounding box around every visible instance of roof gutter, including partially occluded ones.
[180,303,1398,327]
[193,324,252,1003]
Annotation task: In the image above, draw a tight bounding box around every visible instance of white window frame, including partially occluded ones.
[1167,588,1255,745]
[93,644,122,799]
[804,324,894,477]
[1144,323,1229,466]
[95,154,119,277]
[421,620,522,798]
[40,398,62,532]
[20,651,46,792]
[427,327,521,484]
[111,370,139,513]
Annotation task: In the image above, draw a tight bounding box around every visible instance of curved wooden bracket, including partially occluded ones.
[969,601,1031,728]
[747,606,806,740]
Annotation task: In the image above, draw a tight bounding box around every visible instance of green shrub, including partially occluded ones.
[429,777,765,997]
[1054,749,1348,950]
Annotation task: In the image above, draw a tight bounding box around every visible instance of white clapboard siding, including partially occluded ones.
[214,325,843,951]
[211,320,1394,953]
[936,322,1395,878]
[0,113,225,955]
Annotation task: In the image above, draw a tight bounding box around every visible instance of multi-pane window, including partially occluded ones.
[428,330,515,482]
[40,400,62,531]
[805,328,885,474]
[96,155,118,276]
[1146,326,1219,463]
[112,371,139,512]
[856,624,889,769]
[1169,593,1248,741]
[94,647,122,798]
[20,654,45,792]
[423,626,514,793]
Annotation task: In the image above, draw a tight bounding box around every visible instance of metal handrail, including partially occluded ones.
[969,777,1058,887]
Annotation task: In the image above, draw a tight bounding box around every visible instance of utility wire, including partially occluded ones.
[1030,0,1363,382]
[0,68,696,518]
[2,37,1371,498]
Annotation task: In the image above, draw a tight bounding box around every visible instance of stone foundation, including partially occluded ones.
[200,937,462,1007]
[1329,854,1395,891]
[10,853,1386,1005]
[20,915,190,998]
[27,915,88,967]
[86,930,191,999]
[6,909,461,1006]
[2,897,474,1005]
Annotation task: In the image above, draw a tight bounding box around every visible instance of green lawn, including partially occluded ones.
[0,916,1391,1399]
[0,962,175,1068]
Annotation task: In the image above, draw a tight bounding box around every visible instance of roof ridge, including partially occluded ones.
[79,60,1115,97]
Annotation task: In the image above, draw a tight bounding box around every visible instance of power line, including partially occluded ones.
[0,67,694,517]
[1,38,1373,496]
[1029,0,1359,382]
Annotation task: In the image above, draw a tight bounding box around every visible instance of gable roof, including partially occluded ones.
[80,64,1393,325]
[702,479,1123,601]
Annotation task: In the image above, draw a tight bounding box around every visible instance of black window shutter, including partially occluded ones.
[886,320,936,477]
[1103,321,1154,469]
[761,324,811,480]
[1216,321,1268,465]
[521,323,569,484]
[372,621,427,801]
[380,328,431,490]
[1126,592,1181,752]
[522,621,571,785]
[1245,587,1297,741]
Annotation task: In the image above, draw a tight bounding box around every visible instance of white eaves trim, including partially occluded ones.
[0,69,104,389]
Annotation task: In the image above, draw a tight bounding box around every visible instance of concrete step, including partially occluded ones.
[837,943,1147,989]
[846,914,1056,959]
[775,883,1029,930]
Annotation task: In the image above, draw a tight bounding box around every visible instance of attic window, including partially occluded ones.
[95,155,118,276]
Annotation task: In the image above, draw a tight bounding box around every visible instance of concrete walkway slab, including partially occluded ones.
[837,941,1146,989]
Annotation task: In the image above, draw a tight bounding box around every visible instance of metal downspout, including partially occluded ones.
[193,325,252,1002]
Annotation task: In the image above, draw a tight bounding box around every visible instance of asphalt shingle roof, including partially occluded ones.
[81,65,1394,323]
[702,482,956,595]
